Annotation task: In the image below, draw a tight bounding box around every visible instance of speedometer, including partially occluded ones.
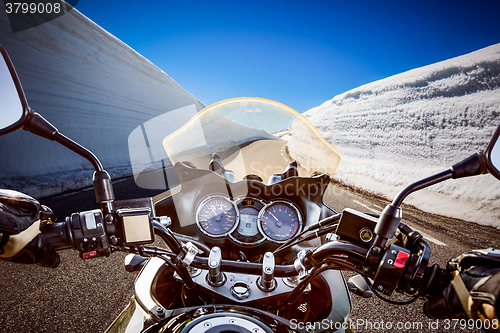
[258,201,302,243]
[196,195,238,237]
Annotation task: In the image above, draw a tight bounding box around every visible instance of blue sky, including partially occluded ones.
[75,0,500,112]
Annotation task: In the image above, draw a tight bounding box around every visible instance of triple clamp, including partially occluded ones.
[181,242,201,267]
[294,250,309,279]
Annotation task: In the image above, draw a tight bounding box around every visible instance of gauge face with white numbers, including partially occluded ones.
[258,201,302,243]
[196,195,238,237]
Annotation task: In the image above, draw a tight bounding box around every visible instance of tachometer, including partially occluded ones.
[259,201,302,243]
[196,195,238,237]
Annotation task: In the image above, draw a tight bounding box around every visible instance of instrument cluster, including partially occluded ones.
[195,195,303,246]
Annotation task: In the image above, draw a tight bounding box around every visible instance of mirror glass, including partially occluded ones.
[0,53,24,131]
[490,135,500,174]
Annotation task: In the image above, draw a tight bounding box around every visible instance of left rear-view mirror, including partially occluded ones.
[0,45,29,136]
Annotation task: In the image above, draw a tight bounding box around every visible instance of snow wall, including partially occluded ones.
[0,7,205,198]
[305,43,500,227]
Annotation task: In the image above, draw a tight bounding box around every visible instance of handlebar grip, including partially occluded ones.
[41,221,70,251]
[420,264,453,299]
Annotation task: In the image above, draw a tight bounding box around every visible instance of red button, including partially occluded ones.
[82,251,97,259]
[393,251,409,269]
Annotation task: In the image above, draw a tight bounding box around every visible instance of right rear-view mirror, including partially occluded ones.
[485,123,500,180]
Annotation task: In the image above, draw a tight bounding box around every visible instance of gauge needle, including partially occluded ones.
[269,211,279,222]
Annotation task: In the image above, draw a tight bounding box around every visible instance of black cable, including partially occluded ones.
[135,245,200,290]
[306,213,341,232]
[140,246,176,257]
[273,259,356,311]
[273,223,339,255]
[157,254,196,289]
[272,214,340,254]
[362,276,420,305]
[171,232,210,256]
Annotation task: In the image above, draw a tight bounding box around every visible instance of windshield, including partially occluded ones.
[128,97,341,190]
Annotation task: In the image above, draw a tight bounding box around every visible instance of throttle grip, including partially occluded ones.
[41,221,70,251]
[420,264,453,299]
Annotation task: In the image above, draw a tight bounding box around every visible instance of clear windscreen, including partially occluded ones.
[128,97,341,190]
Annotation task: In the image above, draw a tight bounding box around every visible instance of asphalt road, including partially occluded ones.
[322,182,500,333]
[0,178,499,332]
[0,177,162,333]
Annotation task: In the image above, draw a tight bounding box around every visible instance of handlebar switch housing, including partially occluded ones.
[372,244,410,296]
[65,209,111,259]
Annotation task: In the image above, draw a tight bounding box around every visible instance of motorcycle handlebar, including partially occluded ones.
[40,208,450,301]
[189,240,449,299]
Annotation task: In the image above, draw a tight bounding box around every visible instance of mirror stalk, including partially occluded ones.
[390,152,486,210]
[450,152,487,179]
[25,111,103,171]
[24,111,115,208]
[367,152,489,268]
[392,169,454,208]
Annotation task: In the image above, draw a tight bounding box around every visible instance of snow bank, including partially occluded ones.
[0,7,204,198]
[305,43,500,227]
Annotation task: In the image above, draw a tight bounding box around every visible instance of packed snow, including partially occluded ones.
[305,43,500,227]
[0,7,204,198]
